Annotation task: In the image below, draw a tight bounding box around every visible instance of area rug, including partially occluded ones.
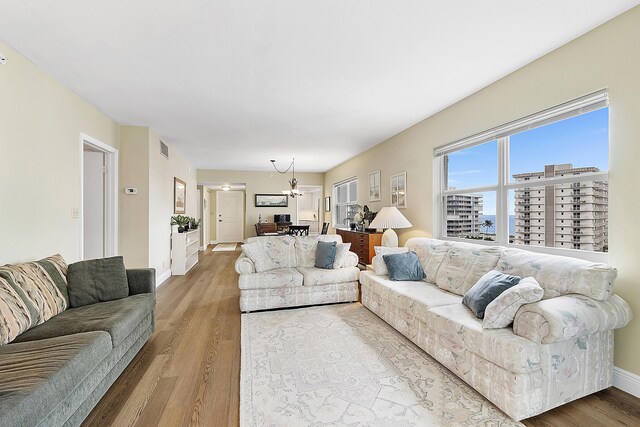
[240,303,522,426]
[212,243,237,252]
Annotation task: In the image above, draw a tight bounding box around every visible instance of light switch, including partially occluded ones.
[125,187,138,195]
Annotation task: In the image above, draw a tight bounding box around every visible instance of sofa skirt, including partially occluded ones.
[240,281,359,312]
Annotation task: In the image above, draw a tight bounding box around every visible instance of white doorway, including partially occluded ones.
[297,185,323,234]
[80,134,118,260]
[216,191,244,243]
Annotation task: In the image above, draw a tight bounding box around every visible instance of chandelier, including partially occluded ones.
[270,158,301,198]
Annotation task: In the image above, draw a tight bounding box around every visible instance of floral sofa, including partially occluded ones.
[235,235,360,312]
[360,238,632,421]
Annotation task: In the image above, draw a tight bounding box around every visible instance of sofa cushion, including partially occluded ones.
[0,256,68,326]
[12,294,155,348]
[0,331,112,427]
[241,242,277,272]
[315,241,337,269]
[238,268,304,290]
[249,236,297,268]
[67,256,129,307]
[496,248,617,301]
[294,235,342,268]
[372,246,408,275]
[0,274,36,345]
[296,266,360,286]
[333,243,352,269]
[462,270,521,319]
[483,277,544,329]
[383,251,426,281]
[427,304,541,374]
[404,238,452,282]
[435,242,503,296]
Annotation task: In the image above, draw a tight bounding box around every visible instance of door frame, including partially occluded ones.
[216,190,245,243]
[79,133,118,260]
[297,185,323,234]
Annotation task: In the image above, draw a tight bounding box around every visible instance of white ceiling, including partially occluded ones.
[1,1,637,172]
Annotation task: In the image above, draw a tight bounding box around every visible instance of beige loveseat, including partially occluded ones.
[235,235,360,312]
[360,237,632,421]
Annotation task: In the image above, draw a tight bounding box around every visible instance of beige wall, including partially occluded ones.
[325,6,640,375]
[0,40,120,264]
[197,170,324,239]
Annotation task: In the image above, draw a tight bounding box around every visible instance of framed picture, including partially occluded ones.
[174,178,186,214]
[390,172,407,209]
[324,196,331,212]
[255,194,289,207]
[368,170,381,202]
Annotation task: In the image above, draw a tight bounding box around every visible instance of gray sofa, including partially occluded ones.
[0,268,156,427]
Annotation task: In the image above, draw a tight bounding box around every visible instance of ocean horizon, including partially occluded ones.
[481,215,515,235]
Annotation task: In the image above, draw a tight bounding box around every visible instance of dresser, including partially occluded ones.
[335,228,383,265]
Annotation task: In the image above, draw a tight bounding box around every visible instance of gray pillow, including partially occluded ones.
[315,241,337,269]
[382,251,426,281]
[462,270,521,319]
[67,256,129,307]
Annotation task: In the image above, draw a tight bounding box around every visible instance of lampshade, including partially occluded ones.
[369,207,412,229]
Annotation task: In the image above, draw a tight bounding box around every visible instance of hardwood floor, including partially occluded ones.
[83,248,640,427]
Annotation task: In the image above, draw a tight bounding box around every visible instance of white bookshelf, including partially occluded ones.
[171,229,200,275]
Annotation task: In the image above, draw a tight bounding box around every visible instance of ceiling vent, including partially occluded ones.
[160,140,169,159]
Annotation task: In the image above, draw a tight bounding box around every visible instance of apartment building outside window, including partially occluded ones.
[435,90,609,259]
[333,178,357,227]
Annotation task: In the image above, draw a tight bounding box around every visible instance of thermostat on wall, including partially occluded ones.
[125,188,138,195]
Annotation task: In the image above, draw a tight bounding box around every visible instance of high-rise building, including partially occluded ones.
[446,193,483,237]
[513,164,608,251]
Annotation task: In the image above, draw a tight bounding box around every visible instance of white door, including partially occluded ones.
[83,150,105,259]
[217,191,244,243]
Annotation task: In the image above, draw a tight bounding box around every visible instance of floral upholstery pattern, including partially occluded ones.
[496,248,617,301]
[296,266,359,286]
[245,235,297,268]
[372,246,408,275]
[483,277,544,329]
[404,238,452,282]
[238,268,303,290]
[234,254,255,274]
[240,242,276,272]
[513,293,632,344]
[239,282,358,312]
[435,242,503,295]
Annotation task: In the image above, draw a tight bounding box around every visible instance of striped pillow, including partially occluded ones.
[0,273,37,345]
[0,254,69,327]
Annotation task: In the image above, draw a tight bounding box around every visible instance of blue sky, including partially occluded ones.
[447,108,609,215]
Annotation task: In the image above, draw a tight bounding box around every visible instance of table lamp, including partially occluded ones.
[368,207,412,247]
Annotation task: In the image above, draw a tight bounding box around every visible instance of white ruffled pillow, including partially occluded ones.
[333,243,352,269]
[372,246,409,275]
[241,242,276,273]
[482,277,544,329]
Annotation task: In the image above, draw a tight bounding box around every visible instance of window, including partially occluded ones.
[436,90,609,256]
[333,178,357,227]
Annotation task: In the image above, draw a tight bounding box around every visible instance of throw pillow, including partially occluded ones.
[0,273,38,345]
[382,251,426,281]
[67,256,129,307]
[241,242,277,272]
[332,243,352,269]
[315,241,337,269]
[462,270,521,319]
[483,277,544,329]
[373,246,409,275]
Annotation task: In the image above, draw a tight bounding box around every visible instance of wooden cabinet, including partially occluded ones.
[335,228,382,265]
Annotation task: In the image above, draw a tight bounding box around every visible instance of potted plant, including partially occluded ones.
[171,215,190,233]
[190,217,201,230]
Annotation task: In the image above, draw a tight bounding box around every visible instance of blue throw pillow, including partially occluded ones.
[462,270,521,319]
[382,251,426,281]
[315,241,337,269]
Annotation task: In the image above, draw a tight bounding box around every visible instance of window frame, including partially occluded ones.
[433,90,609,263]
[332,177,358,228]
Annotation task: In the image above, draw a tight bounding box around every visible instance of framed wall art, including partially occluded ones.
[174,177,186,214]
[390,172,407,209]
[255,194,289,207]
[368,170,381,202]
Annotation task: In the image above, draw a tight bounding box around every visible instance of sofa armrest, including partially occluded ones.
[513,294,632,344]
[126,268,156,295]
[342,252,359,268]
[235,254,256,274]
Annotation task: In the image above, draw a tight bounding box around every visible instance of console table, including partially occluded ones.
[335,228,382,265]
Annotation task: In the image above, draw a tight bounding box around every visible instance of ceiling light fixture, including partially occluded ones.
[270,158,302,198]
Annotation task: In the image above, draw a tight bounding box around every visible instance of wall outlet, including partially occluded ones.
[71,208,79,219]
[125,187,138,195]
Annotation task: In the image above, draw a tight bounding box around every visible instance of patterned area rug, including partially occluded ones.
[241,303,522,426]
[212,243,237,252]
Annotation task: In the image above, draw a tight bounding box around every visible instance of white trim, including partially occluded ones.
[333,178,358,227]
[613,366,640,398]
[156,270,171,287]
[210,240,219,245]
[79,133,119,260]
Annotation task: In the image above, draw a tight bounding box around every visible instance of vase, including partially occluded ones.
[350,222,356,230]
[178,226,185,233]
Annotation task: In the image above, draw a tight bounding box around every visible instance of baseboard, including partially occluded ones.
[156,270,171,288]
[613,366,640,398]
[210,240,218,245]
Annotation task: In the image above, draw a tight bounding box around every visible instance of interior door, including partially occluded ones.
[217,191,244,243]
[83,149,105,260]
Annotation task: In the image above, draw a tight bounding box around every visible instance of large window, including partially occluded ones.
[435,90,609,256]
[333,178,357,227]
